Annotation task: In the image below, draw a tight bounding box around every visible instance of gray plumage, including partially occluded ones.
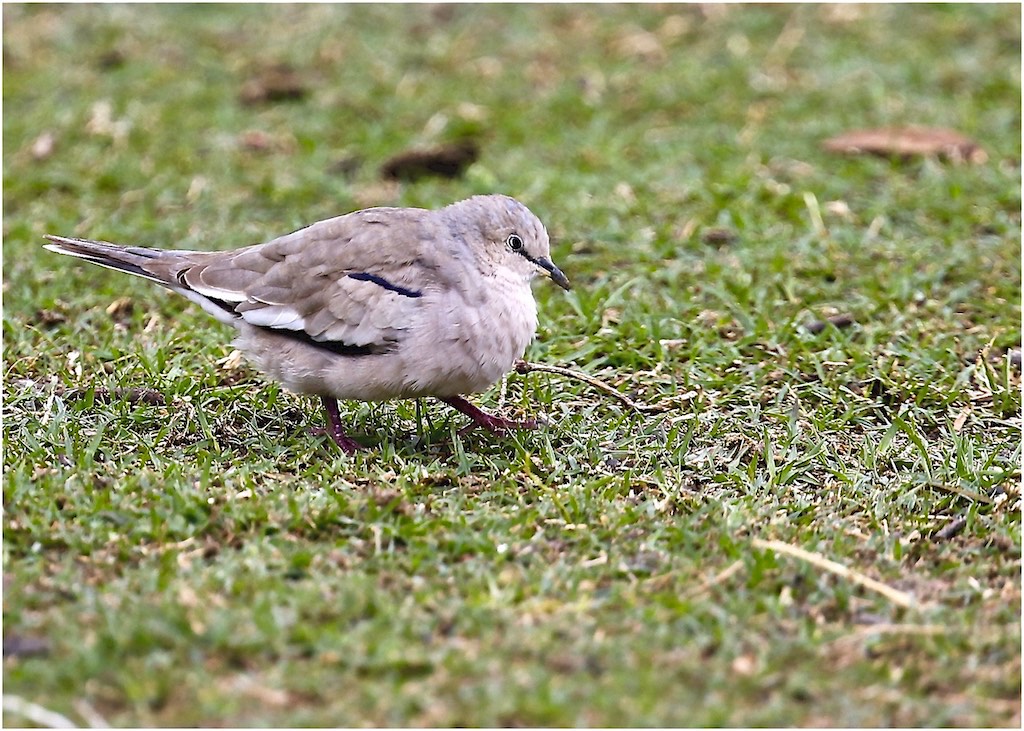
[44,194,570,452]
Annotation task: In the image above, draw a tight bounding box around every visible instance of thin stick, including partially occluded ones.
[514,360,669,414]
[827,623,948,647]
[65,386,166,406]
[933,516,968,541]
[752,538,916,609]
[72,699,111,729]
[2,695,77,729]
[683,559,746,599]
[20,379,167,407]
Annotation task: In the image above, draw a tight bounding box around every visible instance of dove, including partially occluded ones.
[44,194,570,453]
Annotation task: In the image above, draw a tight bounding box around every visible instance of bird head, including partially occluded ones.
[450,195,571,291]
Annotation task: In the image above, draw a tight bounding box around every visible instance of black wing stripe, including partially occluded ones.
[260,326,384,357]
[347,272,422,298]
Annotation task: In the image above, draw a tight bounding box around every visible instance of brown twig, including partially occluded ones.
[56,386,167,406]
[932,516,968,542]
[752,538,916,609]
[514,360,670,414]
[682,559,746,599]
[825,623,949,650]
[18,379,168,407]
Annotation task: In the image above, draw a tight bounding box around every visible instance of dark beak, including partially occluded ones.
[535,257,571,290]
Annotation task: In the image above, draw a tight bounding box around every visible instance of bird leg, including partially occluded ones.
[439,396,537,434]
[320,396,365,454]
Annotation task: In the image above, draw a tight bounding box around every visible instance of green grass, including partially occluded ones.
[3,4,1020,727]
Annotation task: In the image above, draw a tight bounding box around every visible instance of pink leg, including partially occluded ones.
[439,396,537,434]
[320,397,365,454]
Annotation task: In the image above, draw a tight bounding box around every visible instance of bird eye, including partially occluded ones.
[507,234,524,252]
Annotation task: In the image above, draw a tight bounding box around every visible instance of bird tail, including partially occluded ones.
[43,234,241,325]
[43,235,185,287]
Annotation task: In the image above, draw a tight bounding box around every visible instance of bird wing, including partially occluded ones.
[180,208,445,352]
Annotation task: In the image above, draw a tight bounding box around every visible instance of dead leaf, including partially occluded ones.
[352,180,401,209]
[805,313,855,334]
[601,308,621,327]
[731,653,757,676]
[219,349,246,372]
[659,15,692,41]
[456,102,488,123]
[579,71,607,105]
[824,200,853,219]
[105,296,134,321]
[30,132,55,160]
[380,140,479,181]
[613,27,666,63]
[952,406,970,433]
[86,100,130,141]
[31,466,57,481]
[186,175,208,204]
[33,308,66,327]
[701,227,737,246]
[3,635,50,658]
[239,64,308,105]
[614,182,635,203]
[237,129,296,154]
[823,126,987,164]
[696,309,722,328]
[328,153,363,179]
[239,129,273,151]
[96,48,126,70]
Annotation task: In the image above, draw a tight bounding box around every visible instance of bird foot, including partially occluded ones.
[310,424,365,453]
[440,396,538,434]
[328,431,366,454]
[319,397,366,454]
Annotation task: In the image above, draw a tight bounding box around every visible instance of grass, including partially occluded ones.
[3,3,1020,727]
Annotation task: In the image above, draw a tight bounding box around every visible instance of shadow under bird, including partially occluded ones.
[44,194,570,453]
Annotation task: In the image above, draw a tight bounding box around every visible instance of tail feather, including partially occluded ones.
[42,235,177,286]
[43,234,241,325]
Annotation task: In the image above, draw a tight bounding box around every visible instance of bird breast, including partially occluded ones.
[409,269,539,397]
